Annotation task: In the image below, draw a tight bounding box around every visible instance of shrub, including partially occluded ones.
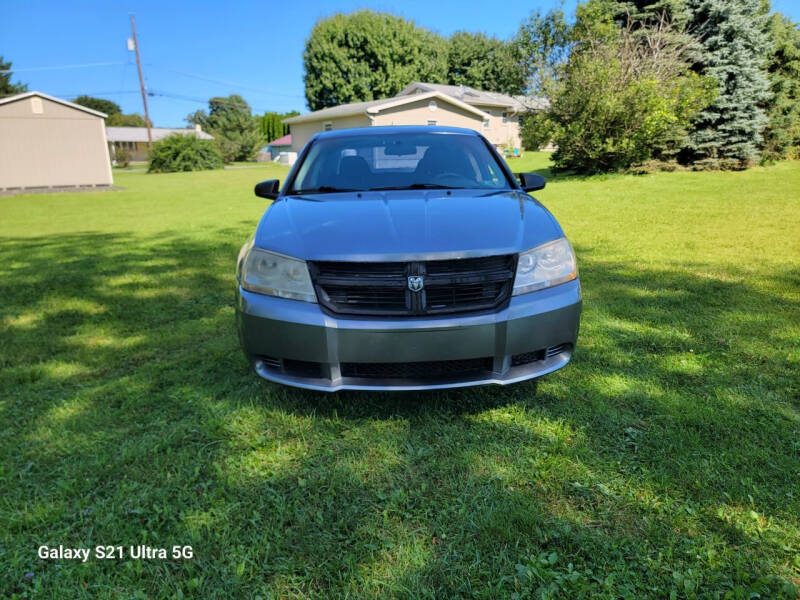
[113,147,131,168]
[543,16,715,174]
[147,134,223,173]
[627,159,683,175]
[690,157,751,171]
[519,110,556,151]
[187,95,265,163]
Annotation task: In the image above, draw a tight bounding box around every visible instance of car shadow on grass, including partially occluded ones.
[1,232,798,598]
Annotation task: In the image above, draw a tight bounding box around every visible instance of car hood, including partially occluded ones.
[253,189,564,261]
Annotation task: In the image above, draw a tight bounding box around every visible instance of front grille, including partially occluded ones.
[310,254,516,316]
[259,356,324,379]
[341,357,493,380]
[283,359,323,379]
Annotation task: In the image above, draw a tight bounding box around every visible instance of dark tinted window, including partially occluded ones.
[289,132,511,193]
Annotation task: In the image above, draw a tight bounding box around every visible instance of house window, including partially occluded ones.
[428,100,437,112]
[323,122,333,131]
[427,120,437,126]
[483,118,490,129]
[501,112,509,124]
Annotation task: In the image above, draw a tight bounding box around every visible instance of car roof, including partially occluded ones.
[313,125,481,140]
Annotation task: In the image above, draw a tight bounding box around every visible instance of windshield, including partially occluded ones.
[289,131,512,194]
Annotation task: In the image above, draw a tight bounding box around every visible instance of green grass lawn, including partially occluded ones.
[1,157,799,599]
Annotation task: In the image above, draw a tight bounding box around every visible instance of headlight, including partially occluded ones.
[513,237,577,295]
[240,246,316,303]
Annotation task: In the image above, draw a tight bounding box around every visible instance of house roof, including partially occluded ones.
[283,91,490,125]
[315,125,482,140]
[397,82,548,112]
[267,134,291,146]
[105,126,214,142]
[0,91,109,118]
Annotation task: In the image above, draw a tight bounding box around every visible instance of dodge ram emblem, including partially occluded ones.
[407,276,424,292]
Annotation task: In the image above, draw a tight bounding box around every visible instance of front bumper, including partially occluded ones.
[236,279,581,391]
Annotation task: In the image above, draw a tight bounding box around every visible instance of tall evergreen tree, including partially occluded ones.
[0,56,27,97]
[612,0,691,27]
[259,111,300,142]
[683,0,771,166]
[761,12,800,161]
[610,0,695,63]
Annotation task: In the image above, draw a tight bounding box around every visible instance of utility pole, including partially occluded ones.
[129,15,152,146]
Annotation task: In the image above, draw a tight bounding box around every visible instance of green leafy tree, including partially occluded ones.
[682,0,771,167]
[260,111,300,142]
[148,134,223,173]
[186,95,266,163]
[571,0,621,44]
[761,12,800,161]
[0,56,27,97]
[513,9,571,150]
[519,111,556,151]
[446,32,525,94]
[543,10,715,173]
[512,9,571,95]
[72,95,121,115]
[74,95,149,126]
[106,113,149,127]
[303,10,447,110]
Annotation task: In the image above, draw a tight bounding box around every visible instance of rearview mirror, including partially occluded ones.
[254,179,280,200]
[384,141,418,156]
[517,172,546,192]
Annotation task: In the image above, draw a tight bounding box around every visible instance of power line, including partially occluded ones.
[42,89,299,113]
[1,59,305,102]
[0,61,125,74]
[146,64,306,99]
[51,90,140,97]
[147,90,297,115]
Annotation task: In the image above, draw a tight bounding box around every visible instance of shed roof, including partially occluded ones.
[0,91,109,118]
[105,127,214,142]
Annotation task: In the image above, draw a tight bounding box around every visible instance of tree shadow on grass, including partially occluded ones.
[1,232,798,598]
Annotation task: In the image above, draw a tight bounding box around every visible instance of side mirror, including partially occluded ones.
[517,172,546,192]
[254,179,280,200]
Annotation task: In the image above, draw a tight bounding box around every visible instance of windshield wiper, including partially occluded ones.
[368,183,465,191]
[291,186,357,194]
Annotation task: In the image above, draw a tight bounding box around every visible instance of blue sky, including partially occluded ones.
[4,0,799,127]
